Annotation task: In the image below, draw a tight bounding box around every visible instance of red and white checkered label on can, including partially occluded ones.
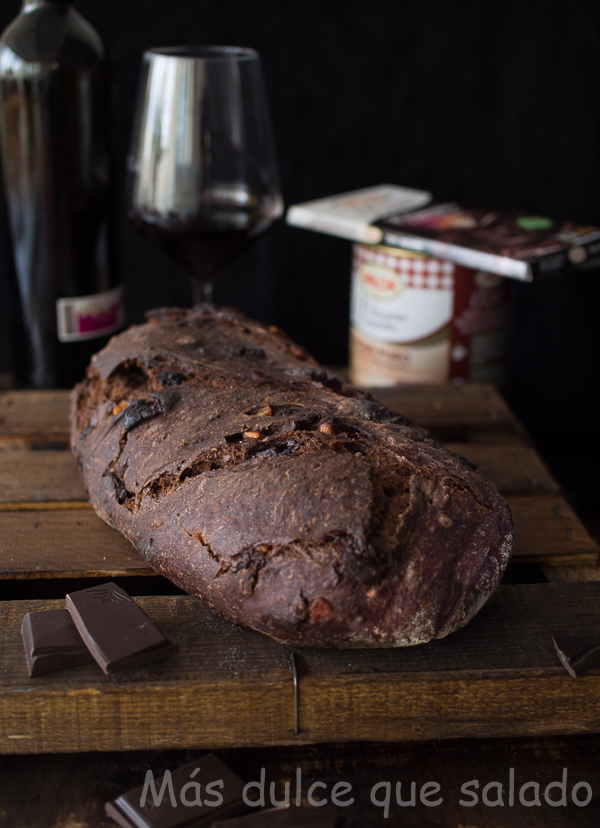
[350,244,511,387]
[353,244,455,292]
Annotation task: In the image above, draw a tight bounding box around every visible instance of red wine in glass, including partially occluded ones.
[127,46,283,303]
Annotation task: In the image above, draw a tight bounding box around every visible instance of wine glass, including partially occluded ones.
[126,45,283,305]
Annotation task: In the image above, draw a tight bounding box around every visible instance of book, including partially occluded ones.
[286,184,600,281]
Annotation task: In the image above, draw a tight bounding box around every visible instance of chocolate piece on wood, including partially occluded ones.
[551,628,600,677]
[65,582,177,674]
[213,806,349,826]
[105,753,248,828]
[21,609,95,677]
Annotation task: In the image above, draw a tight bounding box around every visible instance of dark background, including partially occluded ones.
[1,0,599,525]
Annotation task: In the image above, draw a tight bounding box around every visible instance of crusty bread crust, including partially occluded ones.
[71,305,514,647]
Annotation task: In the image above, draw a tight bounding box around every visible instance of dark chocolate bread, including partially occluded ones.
[71,305,514,647]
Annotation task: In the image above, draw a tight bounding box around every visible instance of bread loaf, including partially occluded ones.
[71,305,514,648]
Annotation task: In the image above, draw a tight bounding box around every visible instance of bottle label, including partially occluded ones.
[56,286,124,343]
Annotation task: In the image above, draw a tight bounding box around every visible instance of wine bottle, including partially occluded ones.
[0,0,122,388]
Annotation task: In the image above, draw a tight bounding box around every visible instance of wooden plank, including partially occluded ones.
[0,501,92,512]
[446,441,559,493]
[0,510,152,579]
[2,583,600,754]
[371,383,523,437]
[0,389,592,576]
[0,385,518,444]
[0,439,556,508]
[543,563,600,582]
[2,734,600,827]
[0,494,591,582]
[0,390,71,443]
[506,494,599,565]
[0,451,87,504]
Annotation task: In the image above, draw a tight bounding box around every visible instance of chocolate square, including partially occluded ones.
[551,627,600,677]
[66,582,177,674]
[21,609,96,677]
[105,754,248,828]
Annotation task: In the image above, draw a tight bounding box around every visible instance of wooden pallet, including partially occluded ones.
[0,384,599,757]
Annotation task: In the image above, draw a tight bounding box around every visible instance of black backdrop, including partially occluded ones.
[1,0,599,518]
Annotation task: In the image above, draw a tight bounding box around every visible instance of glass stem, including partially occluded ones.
[190,278,213,306]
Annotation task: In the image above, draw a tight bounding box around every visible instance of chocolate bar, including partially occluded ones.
[105,753,248,828]
[21,609,95,677]
[551,628,600,677]
[65,582,177,674]
[287,184,600,281]
[212,806,348,826]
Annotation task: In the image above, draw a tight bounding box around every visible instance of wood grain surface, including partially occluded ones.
[0,384,520,444]
[544,563,600,582]
[507,495,599,564]
[372,383,523,436]
[0,485,595,580]
[0,421,595,575]
[0,451,87,504]
[446,441,559,493]
[0,390,71,444]
[0,510,152,579]
[0,440,560,504]
[2,582,600,754]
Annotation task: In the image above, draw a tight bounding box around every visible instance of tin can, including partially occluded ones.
[349,243,512,387]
